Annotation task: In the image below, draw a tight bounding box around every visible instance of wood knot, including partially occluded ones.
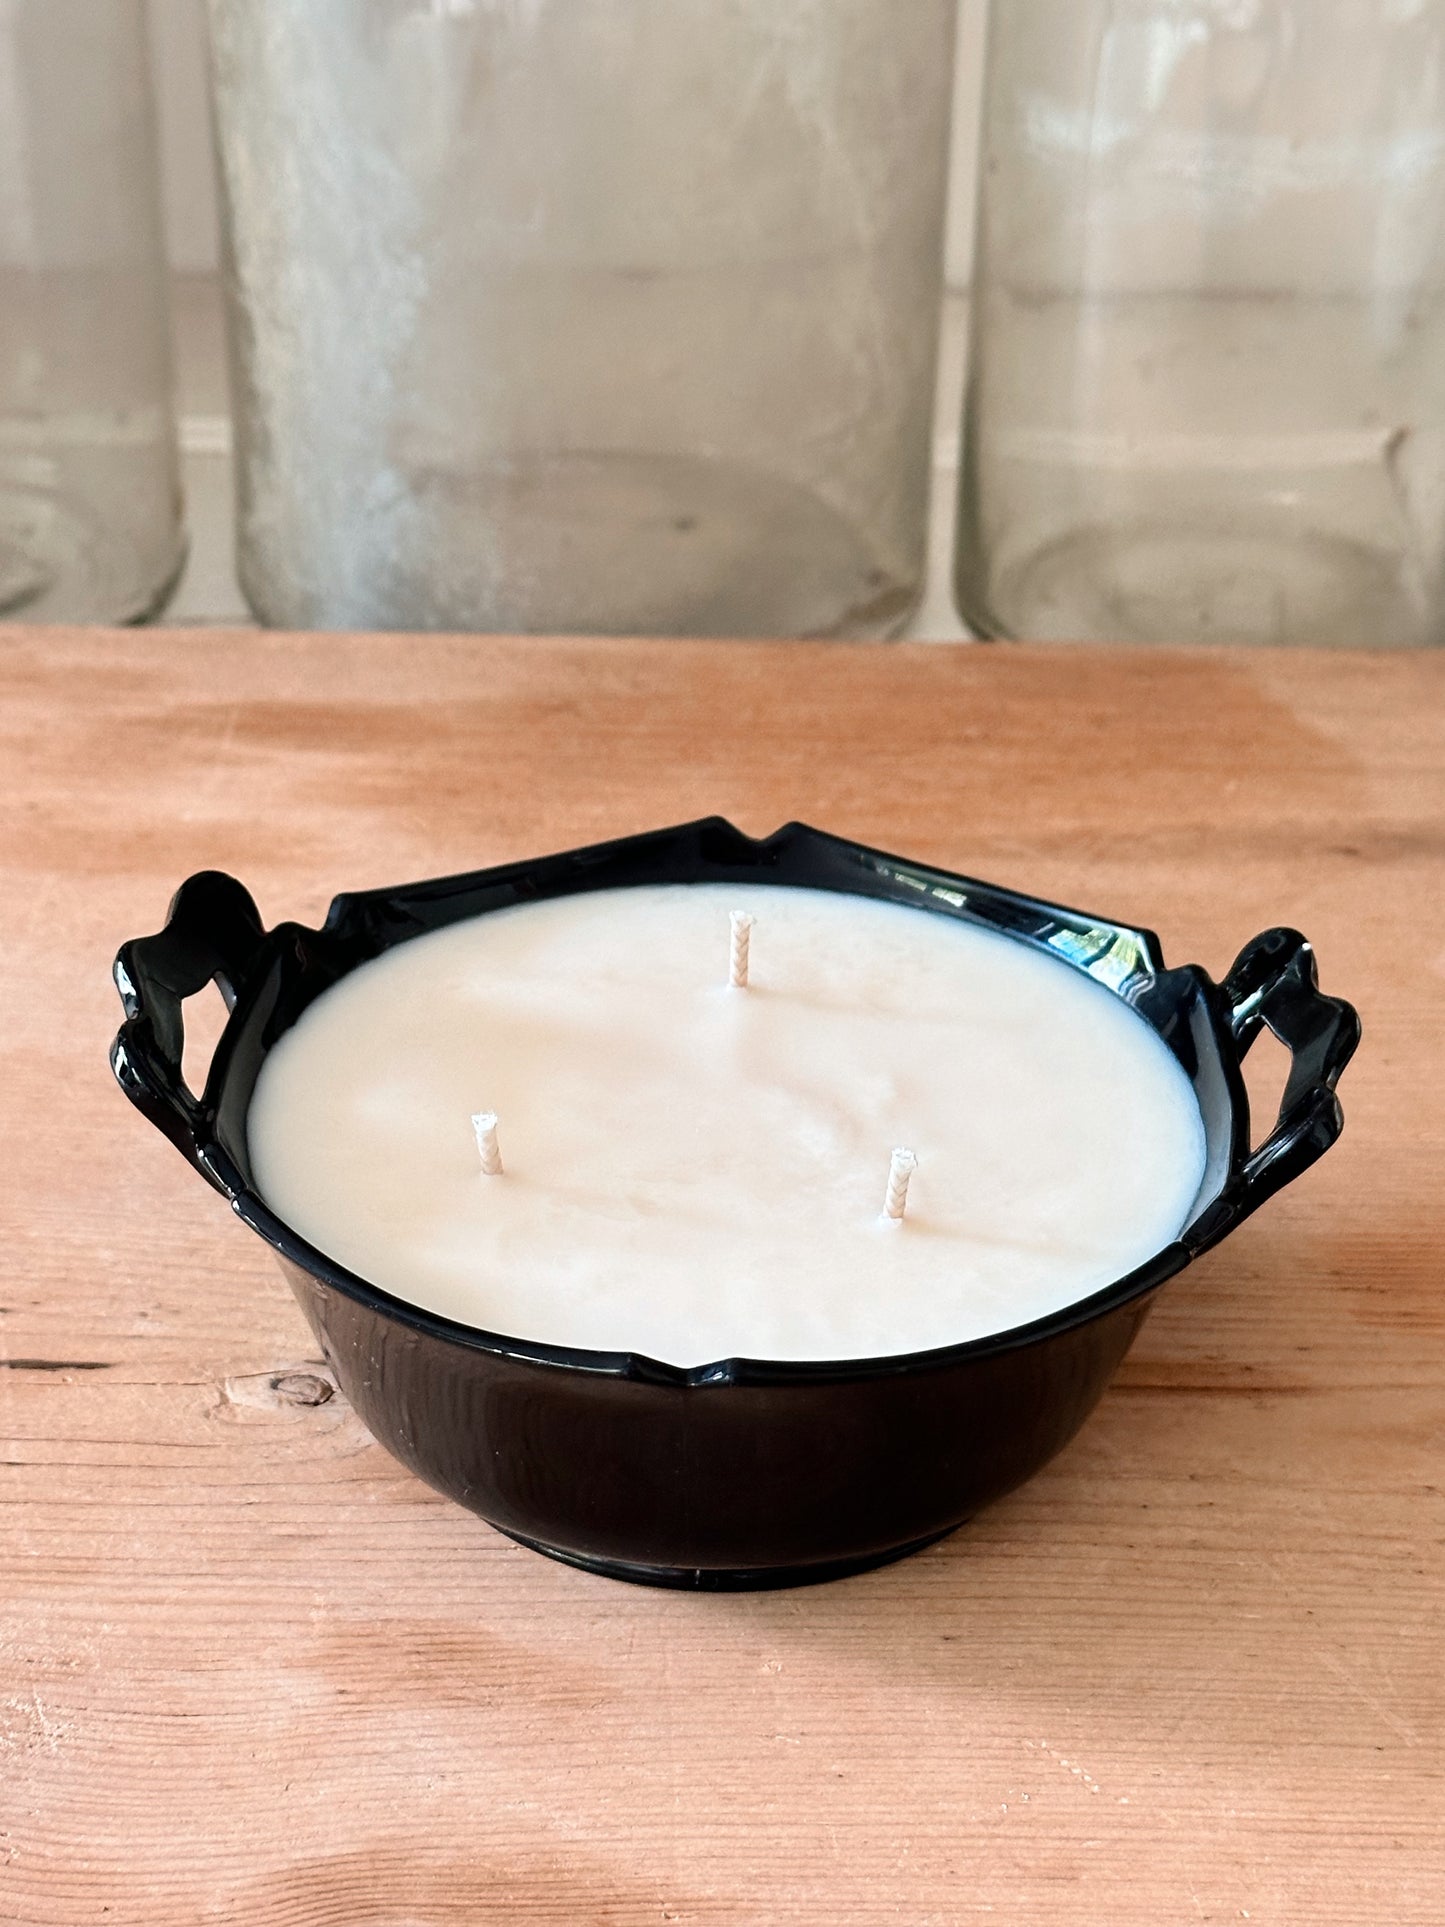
[218,1361,341,1420]
[268,1371,334,1408]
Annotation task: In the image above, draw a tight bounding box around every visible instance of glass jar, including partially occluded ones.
[957,0,1445,648]
[0,0,184,624]
[206,0,957,638]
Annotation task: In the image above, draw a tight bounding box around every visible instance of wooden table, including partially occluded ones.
[3,629,1442,1926]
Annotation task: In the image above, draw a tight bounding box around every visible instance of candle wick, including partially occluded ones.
[883,1147,918,1224]
[472,1111,503,1177]
[729,911,755,990]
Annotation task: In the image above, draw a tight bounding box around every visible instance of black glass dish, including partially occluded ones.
[111,820,1359,1590]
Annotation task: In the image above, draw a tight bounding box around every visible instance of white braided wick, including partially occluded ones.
[729,910,755,989]
[883,1147,918,1223]
[472,1111,503,1177]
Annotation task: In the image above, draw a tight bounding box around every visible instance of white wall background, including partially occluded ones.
[146,0,218,272]
[145,0,989,287]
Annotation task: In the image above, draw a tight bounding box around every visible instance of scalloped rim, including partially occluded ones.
[184,816,1230,1390]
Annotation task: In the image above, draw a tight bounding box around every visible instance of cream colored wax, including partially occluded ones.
[248,884,1208,1366]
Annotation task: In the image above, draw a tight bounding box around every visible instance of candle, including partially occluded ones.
[247,884,1207,1366]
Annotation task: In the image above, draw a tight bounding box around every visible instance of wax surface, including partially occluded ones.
[248,885,1208,1365]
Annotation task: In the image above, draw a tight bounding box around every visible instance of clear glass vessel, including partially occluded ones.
[0,0,184,624]
[206,0,957,638]
[958,0,1445,648]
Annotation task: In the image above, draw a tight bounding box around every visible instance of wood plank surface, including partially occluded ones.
[1,627,1442,1926]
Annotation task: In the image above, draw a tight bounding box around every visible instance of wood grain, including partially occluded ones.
[1,627,1442,1926]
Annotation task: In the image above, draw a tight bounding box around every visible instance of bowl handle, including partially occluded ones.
[110,872,266,1197]
[1190,928,1361,1250]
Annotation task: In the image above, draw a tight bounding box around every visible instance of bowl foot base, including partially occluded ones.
[493,1524,961,1590]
